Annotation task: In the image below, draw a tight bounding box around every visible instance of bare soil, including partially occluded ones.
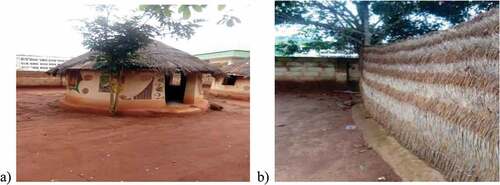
[17,87,249,181]
[275,90,401,181]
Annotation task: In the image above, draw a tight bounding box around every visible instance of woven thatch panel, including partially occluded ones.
[361,8,499,181]
[364,59,498,77]
[363,71,498,114]
[362,84,498,181]
[365,35,499,65]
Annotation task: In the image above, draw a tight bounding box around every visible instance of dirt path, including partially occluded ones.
[275,91,401,181]
[17,88,249,181]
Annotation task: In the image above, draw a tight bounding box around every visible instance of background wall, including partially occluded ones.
[16,71,65,87]
[275,57,359,82]
[360,9,499,181]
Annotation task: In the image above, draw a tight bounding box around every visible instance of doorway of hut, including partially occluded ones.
[165,71,187,104]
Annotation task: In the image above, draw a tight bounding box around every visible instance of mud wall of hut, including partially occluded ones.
[275,57,359,82]
[360,9,499,181]
[209,77,250,100]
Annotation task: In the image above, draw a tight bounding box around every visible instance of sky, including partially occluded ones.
[15,2,252,57]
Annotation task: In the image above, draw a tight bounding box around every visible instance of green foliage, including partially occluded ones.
[275,1,307,25]
[218,5,226,11]
[372,1,499,42]
[217,15,241,27]
[140,4,240,28]
[275,0,499,55]
[139,5,204,39]
[275,40,300,56]
[176,5,207,19]
[191,5,204,13]
[80,15,158,75]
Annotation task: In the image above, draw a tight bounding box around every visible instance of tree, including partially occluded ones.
[275,0,498,56]
[80,5,161,115]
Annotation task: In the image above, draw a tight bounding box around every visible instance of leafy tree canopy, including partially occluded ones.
[275,0,498,56]
[80,5,159,75]
[139,4,241,39]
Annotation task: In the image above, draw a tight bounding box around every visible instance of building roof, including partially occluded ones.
[195,50,250,60]
[47,40,223,76]
[222,59,250,77]
[16,54,71,59]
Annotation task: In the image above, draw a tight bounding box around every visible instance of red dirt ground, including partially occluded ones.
[275,90,401,181]
[16,87,249,182]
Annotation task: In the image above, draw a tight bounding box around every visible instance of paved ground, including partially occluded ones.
[17,87,249,181]
[275,90,401,181]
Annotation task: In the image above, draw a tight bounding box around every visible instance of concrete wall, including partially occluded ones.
[16,71,65,87]
[275,57,359,82]
[361,9,499,181]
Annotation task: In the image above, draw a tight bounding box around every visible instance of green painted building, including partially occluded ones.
[195,50,250,61]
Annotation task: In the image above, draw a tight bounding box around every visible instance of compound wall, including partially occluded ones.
[275,57,359,82]
[17,71,65,87]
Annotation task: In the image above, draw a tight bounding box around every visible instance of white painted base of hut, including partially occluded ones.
[60,70,209,115]
[59,97,208,116]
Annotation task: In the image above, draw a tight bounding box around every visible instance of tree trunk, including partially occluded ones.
[109,88,115,114]
[109,71,122,116]
[356,1,371,47]
[356,1,370,76]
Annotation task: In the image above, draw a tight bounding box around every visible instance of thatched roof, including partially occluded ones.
[47,40,223,76]
[222,59,250,78]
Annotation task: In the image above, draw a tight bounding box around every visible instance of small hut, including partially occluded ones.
[209,60,250,100]
[195,50,250,88]
[47,40,222,114]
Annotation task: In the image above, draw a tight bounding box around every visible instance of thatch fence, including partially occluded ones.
[360,8,499,181]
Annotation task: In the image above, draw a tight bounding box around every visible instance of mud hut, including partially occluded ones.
[195,50,250,88]
[209,60,250,100]
[47,40,222,114]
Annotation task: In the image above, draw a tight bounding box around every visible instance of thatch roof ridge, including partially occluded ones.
[365,8,499,54]
[222,59,250,77]
[47,40,223,76]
